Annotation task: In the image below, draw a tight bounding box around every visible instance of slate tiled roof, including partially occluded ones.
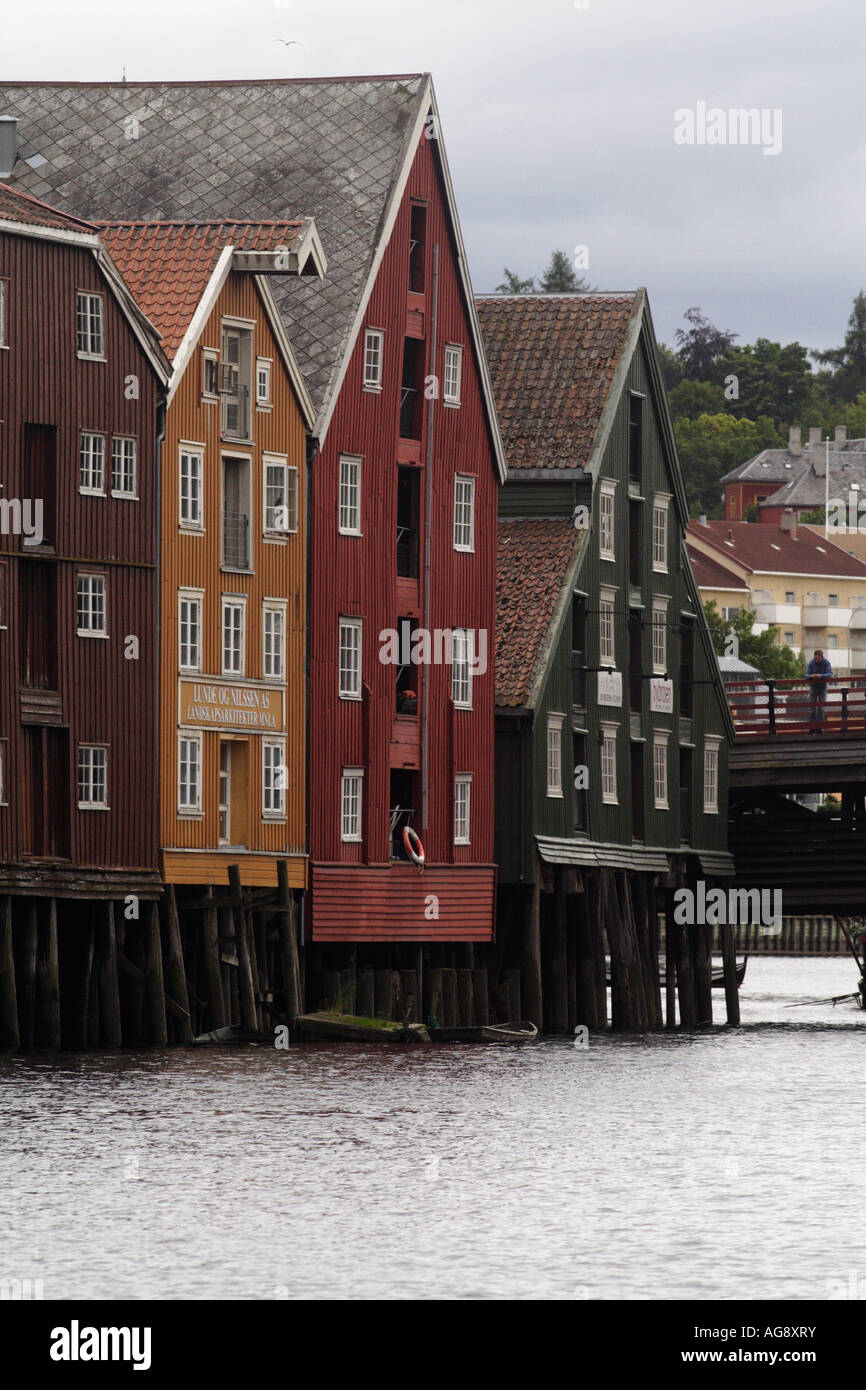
[0,77,426,416]
[686,547,750,592]
[721,440,866,486]
[761,454,866,511]
[99,220,309,360]
[496,518,584,707]
[687,520,866,578]
[476,293,640,471]
[0,180,94,232]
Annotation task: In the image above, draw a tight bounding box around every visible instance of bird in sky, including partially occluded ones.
[271,39,302,46]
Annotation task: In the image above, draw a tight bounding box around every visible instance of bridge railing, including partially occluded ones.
[725,675,866,738]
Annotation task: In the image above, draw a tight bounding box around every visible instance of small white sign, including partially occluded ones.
[650,678,674,714]
[597,670,623,707]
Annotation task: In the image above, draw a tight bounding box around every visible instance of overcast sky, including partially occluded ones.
[5,0,864,354]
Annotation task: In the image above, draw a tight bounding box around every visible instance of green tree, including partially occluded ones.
[703,601,806,680]
[674,307,738,380]
[539,249,592,293]
[674,412,783,517]
[496,267,536,294]
[717,338,814,424]
[667,378,725,420]
[813,291,866,403]
[657,342,684,392]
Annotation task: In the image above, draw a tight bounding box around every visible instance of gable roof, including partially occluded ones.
[687,519,866,579]
[722,439,866,486]
[686,546,750,593]
[496,518,585,708]
[476,293,640,473]
[761,452,866,512]
[0,180,95,235]
[0,76,505,475]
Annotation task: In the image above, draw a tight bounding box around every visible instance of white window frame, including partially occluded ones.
[76,290,105,359]
[547,714,564,798]
[339,617,363,700]
[262,600,286,682]
[443,343,463,406]
[601,724,618,805]
[451,628,473,709]
[363,328,384,391]
[652,495,670,574]
[599,586,616,666]
[178,733,202,814]
[599,480,616,561]
[341,767,364,841]
[454,773,472,845]
[111,435,137,498]
[338,454,362,535]
[703,736,722,815]
[0,279,7,349]
[652,596,669,675]
[263,739,286,819]
[262,455,297,538]
[178,589,203,674]
[653,731,669,810]
[76,573,107,638]
[222,595,246,677]
[179,444,204,531]
[453,475,476,552]
[256,357,272,408]
[202,347,219,401]
[77,745,108,809]
[79,432,106,495]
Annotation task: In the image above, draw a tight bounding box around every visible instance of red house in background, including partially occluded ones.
[1,77,506,946]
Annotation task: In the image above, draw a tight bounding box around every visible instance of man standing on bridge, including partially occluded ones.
[806,648,833,732]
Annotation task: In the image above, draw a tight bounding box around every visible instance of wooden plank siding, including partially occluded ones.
[309,130,499,939]
[160,270,307,889]
[0,226,164,887]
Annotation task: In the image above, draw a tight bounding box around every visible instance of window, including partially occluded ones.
[652,598,669,674]
[222,454,252,569]
[444,344,463,405]
[363,329,384,390]
[827,633,838,649]
[264,458,297,536]
[78,745,108,808]
[256,358,272,407]
[178,735,202,812]
[829,594,839,607]
[652,496,670,572]
[783,632,795,646]
[721,606,740,620]
[703,738,721,814]
[453,475,475,551]
[339,455,362,535]
[785,591,795,604]
[76,291,104,357]
[178,592,202,672]
[601,726,618,804]
[111,436,136,497]
[454,774,471,844]
[179,447,204,529]
[547,715,564,797]
[628,394,643,481]
[341,768,363,841]
[222,597,245,676]
[79,433,105,494]
[263,741,286,817]
[0,279,7,347]
[599,589,616,665]
[653,732,669,810]
[77,574,106,636]
[339,617,363,699]
[220,322,253,439]
[263,603,285,681]
[202,348,219,398]
[599,481,616,560]
[451,628,472,708]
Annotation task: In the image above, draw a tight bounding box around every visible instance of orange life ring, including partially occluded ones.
[403,826,425,867]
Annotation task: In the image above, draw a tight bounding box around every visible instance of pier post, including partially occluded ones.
[164,887,193,1043]
[17,901,38,1049]
[694,921,713,1026]
[36,898,61,1051]
[202,884,226,1031]
[277,861,302,1023]
[99,901,122,1048]
[721,922,741,1025]
[522,878,543,1029]
[0,896,19,1051]
[548,867,569,1033]
[69,911,95,1050]
[145,900,168,1047]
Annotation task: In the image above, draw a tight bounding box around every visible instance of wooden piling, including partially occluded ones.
[277,862,302,1023]
[693,921,713,1026]
[36,899,61,1051]
[202,885,226,1030]
[0,896,19,1051]
[522,878,543,1029]
[456,968,474,1027]
[228,867,257,1031]
[425,966,443,1027]
[16,901,38,1050]
[399,970,418,1022]
[441,968,458,1027]
[145,901,168,1047]
[69,914,95,1050]
[164,887,193,1044]
[99,901,123,1048]
[357,969,375,1019]
[472,968,489,1025]
[374,967,392,1020]
[664,900,677,1029]
[721,922,741,1026]
[548,867,569,1034]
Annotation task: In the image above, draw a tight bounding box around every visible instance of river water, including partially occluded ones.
[1,956,864,1302]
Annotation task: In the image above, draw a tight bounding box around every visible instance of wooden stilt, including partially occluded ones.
[164,887,193,1044]
[145,901,168,1047]
[399,970,417,1022]
[357,968,374,1018]
[664,899,677,1029]
[70,914,95,1050]
[472,968,489,1025]
[456,968,474,1026]
[548,867,569,1033]
[425,967,444,1027]
[16,901,38,1049]
[522,877,543,1029]
[584,871,608,1027]
[228,868,257,1031]
[721,921,741,1025]
[277,862,302,1023]
[441,968,458,1027]
[373,967,392,1019]
[0,896,19,1051]
[565,888,578,1032]
[202,885,226,1030]
[246,908,263,1031]
[694,921,713,1025]
[36,898,61,1051]
[574,877,599,1030]
[668,887,696,1026]
[98,901,122,1048]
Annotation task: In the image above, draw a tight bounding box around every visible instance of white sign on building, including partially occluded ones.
[649,678,674,714]
[597,669,623,707]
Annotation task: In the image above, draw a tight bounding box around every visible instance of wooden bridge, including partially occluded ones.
[725,676,866,915]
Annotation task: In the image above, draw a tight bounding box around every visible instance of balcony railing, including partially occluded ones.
[223,511,251,570]
[221,385,251,441]
[389,805,418,860]
[725,675,866,737]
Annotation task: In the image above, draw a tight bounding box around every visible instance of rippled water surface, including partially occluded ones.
[1,957,864,1300]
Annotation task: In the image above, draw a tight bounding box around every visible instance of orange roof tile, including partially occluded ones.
[496,518,584,707]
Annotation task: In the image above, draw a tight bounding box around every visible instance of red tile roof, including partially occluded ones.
[0,181,95,233]
[496,518,583,707]
[687,520,866,578]
[476,293,640,471]
[686,546,749,592]
[99,220,308,359]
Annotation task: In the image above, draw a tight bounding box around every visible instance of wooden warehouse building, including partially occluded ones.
[477,291,737,1030]
[0,183,170,1048]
